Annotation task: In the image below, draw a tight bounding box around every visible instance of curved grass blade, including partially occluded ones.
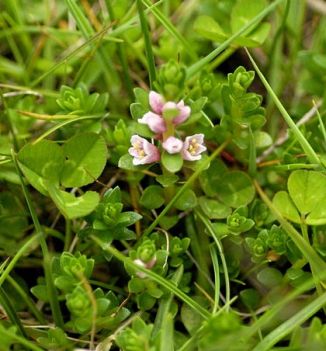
[246,49,321,166]
[33,114,107,144]
[0,286,27,337]
[252,291,326,351]
[91,237,211,320]
[254,180,326,276]
[142,0,198,60]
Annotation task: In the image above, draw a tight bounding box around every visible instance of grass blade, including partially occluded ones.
[136,0,157,88]
[246,49,321,166]
[0,285,27,337]
[195,210,230,312]
[252,292,326,351]
[144,140,229,236]
[12,150,64,328]
[142,0,198,60]
[254,180,326,277]
[91,237,211,320]
[210,246,220,314]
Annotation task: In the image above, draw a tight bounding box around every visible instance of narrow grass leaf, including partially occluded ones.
[246,49,321,165]
[252,292,326,351]
[144,140,229,236]
[92,237,211,320]
[142,0,198,60]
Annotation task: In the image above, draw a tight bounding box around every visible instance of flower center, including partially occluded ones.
[134,141,145,158]
[188,138,199,155]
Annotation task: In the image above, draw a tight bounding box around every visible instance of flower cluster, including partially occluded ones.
[128,91,206,166]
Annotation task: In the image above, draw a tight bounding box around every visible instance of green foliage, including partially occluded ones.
[273,170,326,225]
[157,60,186,99]
[0,192,28,253]
[84,186,142,241]
[226,206,255,235]
[37,328,73,350]
[194,0,270,47]
[17,132,107,218]
[56,84,109,115]
[1,0,326,349]
[116,317,155,351]
[246,224,300,263]
[54,252,94,292]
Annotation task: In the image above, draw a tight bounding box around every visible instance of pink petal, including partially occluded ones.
[162,136,183,154]
[128,147,140,157]
[130,134,144,145]
[182,149,201,161]
[173,100,191,125]
[182,134,206,161]
[163,101,178,112]
[138,112,166,133]
[185,133,205,145]
[143,140,160,162]
[149,91,165,114]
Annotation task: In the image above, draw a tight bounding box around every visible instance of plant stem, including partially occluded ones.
[12,150,64,328]
[195,210,230,312]
[0,328,44,351]
[144,140,229,236]
[64,219,72,252]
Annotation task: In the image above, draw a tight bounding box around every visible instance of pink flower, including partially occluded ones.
[149,91,165,114]
[129,135,160,165]
[162,136,183,154]
[162,100,191,125]
[133,257,157,278]
[182,134,207,161]
[138,112,167,133]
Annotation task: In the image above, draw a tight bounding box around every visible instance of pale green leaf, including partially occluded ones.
[18,140,65,195]
[61,132,107,188]
[272,191,301,224]
[48,185,99,219]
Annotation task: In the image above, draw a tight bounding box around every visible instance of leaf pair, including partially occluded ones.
[273,170,326,226]
[17,133,107,219]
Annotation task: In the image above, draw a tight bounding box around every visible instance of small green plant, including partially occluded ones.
[0,0,326,349]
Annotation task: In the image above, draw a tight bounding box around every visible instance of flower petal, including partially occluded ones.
[149,91,165,114]
[138,112,166,133]
[173,100,191,125]
[182,133,206,161]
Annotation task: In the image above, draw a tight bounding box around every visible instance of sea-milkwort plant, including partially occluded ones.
[129,90,206,171]
[1,0,326,350]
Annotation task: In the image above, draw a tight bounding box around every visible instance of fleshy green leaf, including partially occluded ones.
[231,0,267,33]
[174,189,197,211]
[161,152,183,173]
[140,185,165,209]
[199,197,231,219]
